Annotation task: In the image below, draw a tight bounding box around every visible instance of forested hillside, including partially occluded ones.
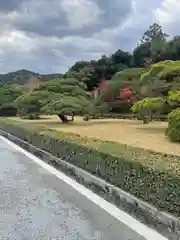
[0,69,63,86]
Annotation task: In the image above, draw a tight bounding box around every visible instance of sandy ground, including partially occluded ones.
[10,115,180,156]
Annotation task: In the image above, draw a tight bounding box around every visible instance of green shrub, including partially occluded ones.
[0,120,180,216]
[167,108,180,142]
[22,113,40,120]
[141,60,180,82]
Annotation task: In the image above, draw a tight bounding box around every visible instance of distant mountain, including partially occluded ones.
[0,69,63,86]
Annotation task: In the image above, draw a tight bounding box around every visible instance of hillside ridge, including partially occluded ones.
[0,69,63,85]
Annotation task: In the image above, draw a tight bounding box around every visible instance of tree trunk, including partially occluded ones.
[83,116,90,121]
[71,115,74,122]
[58,113,75,123]
[58,113,69,123]
[71,113,75,121]
[149,110,153,122]
[142,111,149,124]
[143,116,149,124]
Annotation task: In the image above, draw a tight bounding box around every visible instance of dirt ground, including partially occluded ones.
[11,115,180,156]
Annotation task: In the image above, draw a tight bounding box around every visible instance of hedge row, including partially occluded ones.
[167,108,180,142]
[102,113,168,121]
[0,119,179,216]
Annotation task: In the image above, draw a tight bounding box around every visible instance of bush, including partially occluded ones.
[0,120,180,215]
[167,108,180,142]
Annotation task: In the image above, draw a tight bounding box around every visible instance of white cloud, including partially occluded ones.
[155,0,180,23]
[60,0,102,29]
[154,0,180,34]
[0,28,113,73]
[0,30,37,52]
[1,0,177,74]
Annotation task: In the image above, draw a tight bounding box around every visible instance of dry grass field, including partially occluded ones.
[10,115,180,156]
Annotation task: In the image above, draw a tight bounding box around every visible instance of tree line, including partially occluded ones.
[0,22,180,142]
[65,23,180,90]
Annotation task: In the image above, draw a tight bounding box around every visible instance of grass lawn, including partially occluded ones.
[9,115,180,156]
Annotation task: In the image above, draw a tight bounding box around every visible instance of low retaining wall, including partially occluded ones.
[0,130,178,240]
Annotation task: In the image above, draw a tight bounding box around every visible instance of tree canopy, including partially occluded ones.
[16,92,43,119]
[168,90,180,108]
[139,61,180,99]
[131,97,165,123]
[134,23,169,66]
[0,85,23,107]
[132,97,165,114]
[16,78,91,121]
[65,50,132,91]
[139,23,168,44]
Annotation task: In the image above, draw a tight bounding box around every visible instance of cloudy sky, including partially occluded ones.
[0,0,179,74]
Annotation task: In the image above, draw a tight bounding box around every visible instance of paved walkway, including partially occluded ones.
[0,137,167,240]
